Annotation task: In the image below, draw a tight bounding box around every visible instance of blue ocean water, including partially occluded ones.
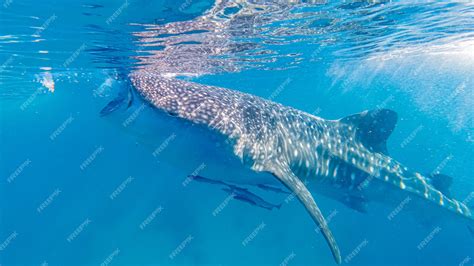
[1,1,473,265]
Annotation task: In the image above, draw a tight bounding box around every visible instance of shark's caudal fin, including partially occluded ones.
[272,166,342,264]
[339,109,397,155]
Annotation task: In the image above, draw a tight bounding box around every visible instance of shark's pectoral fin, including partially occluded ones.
[271,166,342,264]
[339,108,397,155]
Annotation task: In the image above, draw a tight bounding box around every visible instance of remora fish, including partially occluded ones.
[223,184,282,211]
[189,174,280,210]
[188,174,228,186]
[103,72,473,264]
[257,183,291,194]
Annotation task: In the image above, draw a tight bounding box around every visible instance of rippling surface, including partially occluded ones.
[132,1,474,74]
[130,0,473,139]
[1,1,473,265]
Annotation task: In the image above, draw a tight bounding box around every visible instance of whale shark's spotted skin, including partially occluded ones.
[125,1,474,264]
[130,70,473,264]
[131,71,472,219]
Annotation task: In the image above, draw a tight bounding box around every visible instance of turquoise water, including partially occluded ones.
[1,1,473,265]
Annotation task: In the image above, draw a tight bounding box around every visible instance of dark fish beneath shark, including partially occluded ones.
[223,185,282,211]
[188,174,228,186]
[190,175,282,210]
[257,183,291,194]
[191,174,289,195]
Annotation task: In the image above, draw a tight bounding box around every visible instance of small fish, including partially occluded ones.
[257,183,290,194]
[189,175,228,186]
[223,185,281,211]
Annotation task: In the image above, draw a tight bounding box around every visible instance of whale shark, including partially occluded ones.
[95,0,474,264]
[97,70,473,264]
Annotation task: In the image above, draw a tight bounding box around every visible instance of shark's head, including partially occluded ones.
[97,76,180,148]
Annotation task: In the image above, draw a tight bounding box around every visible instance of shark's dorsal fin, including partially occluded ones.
[340,109,397,154]
[271,166,342,264]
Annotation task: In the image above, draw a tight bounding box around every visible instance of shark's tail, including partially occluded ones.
[339,109,474,222]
